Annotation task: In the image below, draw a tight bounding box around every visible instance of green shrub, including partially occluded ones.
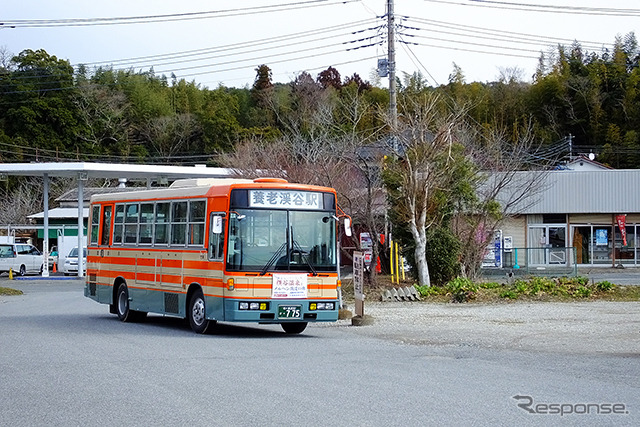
[551,285,570,297]
[575,276,589,286]
[513,280,528,294]
[415,284,445,297]
[479,281,501,289]
[425,226,461,286]
[446,277,478,303]
[573,285,592,298]
[595,281,615,292]
[526,277,555,295]
[499,290,518,299]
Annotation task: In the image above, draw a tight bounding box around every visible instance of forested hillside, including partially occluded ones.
[1,33,638,168]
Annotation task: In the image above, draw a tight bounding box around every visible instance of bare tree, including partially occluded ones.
[385,93,468,286]
[139,113,202,161]
[452,122,554,279]
[0,176,79,227]
[0,46,14,71]
[221,83,389,285]
[73,81,130,154]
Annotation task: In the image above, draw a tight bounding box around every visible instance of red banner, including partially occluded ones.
[616,214,627,246]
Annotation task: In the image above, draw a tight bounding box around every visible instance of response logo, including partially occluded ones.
[512,395,629,416]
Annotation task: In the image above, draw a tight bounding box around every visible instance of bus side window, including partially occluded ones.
[101,206,112,246]
[209,214,225,260]
[188,200,206,246]
[124,204,139,244]
[171,201,188,246]
[155,202,170,245]
[113,204,125,245]
[90,206,100,245]
[139,203,154,245]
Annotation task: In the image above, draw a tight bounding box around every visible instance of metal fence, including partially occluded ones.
[481,247,578,278]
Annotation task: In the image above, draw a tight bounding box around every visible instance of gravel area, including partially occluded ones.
[328,300,640,355]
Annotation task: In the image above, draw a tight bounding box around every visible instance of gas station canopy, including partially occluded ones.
[0,162,234,181]
[0,162,236,277]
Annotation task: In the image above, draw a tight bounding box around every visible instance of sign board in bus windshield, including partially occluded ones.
[249,190,323,210]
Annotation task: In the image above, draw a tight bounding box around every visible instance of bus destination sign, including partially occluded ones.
[249,190,323,210]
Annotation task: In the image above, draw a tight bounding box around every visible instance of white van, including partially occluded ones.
[0,243,44,276]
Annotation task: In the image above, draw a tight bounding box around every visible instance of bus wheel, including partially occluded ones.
[116,283,146,322]
[188,290,212,334]
[281,322,307,334]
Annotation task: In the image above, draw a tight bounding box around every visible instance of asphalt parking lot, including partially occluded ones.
[1,278,639,426]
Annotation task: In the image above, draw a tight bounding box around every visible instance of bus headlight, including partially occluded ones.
[239,302,269,311]
[310,302,335,310]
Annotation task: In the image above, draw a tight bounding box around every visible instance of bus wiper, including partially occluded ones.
[259,242,287,276]
[292,239,317,276]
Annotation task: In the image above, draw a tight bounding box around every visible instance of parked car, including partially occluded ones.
[0,243,44,276]
[63,247,87,276]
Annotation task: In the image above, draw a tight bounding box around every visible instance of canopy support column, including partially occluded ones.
[42,173,50,277]
[77,173,86,278]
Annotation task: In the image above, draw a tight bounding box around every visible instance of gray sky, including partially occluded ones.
[1,0,638,89]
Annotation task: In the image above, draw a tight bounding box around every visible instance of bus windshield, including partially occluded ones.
[226,209,336,273]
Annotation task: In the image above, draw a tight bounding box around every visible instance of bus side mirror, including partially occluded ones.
[344,218,352,237]
[212,216,223,234]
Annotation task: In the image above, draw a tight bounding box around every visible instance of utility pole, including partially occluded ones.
[387,0,397,150]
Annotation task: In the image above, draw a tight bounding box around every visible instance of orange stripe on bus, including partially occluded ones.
[136,272,155,282]
[136,258,156,267]
[160,259,182,269]
[183,260,211,270]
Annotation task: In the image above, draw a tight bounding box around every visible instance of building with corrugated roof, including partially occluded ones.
[491,168,640,269]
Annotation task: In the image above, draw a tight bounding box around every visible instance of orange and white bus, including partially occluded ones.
[84,177,342,334]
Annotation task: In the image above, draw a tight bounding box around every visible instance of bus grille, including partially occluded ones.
[164,293,179,314]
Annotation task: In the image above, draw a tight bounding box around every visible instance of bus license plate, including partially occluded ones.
[278,305,301,319]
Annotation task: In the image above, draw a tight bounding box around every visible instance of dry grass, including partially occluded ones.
[0,287,23,296]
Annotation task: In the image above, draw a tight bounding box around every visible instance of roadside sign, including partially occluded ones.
[353,251,364,317]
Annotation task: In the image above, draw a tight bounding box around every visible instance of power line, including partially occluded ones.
[397,36,440,86]
[468,0,640,15]
[423,0,640,17]
[402,39,539,60]
[1,1,362,28]
[402,32,543,56]
[81,19,379,68]
[1,19,382,89]
[403,16,614,52]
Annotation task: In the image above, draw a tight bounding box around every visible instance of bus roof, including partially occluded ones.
[89,178,336,203]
